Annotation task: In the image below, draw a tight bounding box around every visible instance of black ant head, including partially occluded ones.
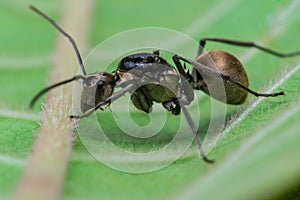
[80,72,116,113]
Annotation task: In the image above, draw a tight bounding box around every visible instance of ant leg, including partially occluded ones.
[222,75,285,97]
[170,60,211,163]
[197,37,300,58]
[29,75,86,109]
[163,99,181,115]
[70,84,135,119]
[131,88,154,113]
[172,56,195,103]
[174,55,285,98]
[169,55,211,163]
[172,55,191,81]
[181,104,214,164]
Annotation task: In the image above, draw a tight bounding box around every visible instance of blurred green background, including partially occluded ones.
[0,0,300,199]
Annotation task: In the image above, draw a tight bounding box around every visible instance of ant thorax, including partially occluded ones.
[115,52,187,114]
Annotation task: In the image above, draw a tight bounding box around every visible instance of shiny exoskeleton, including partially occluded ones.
[116,51,193,115]
[29,5,300,163]
[78,51,193,116]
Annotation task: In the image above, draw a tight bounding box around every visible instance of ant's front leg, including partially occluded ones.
[70,84,135,119]
[70,102,106,119]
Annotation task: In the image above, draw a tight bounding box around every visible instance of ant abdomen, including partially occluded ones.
[194,50,249,105]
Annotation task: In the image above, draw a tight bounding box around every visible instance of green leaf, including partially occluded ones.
[1,0,300,199]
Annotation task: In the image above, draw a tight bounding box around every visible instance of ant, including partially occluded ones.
[29,5,300,164]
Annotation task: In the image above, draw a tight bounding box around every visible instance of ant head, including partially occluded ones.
[80,72,116,113]
[194,50,249,105]
[29,6,118,112]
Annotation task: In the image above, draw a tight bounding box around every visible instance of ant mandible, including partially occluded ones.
[29,5,300,164]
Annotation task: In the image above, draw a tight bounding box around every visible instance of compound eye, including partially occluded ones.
[97,80,105,88]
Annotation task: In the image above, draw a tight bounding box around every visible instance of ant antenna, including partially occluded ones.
[29,75,86,109]
[29,5,87,76]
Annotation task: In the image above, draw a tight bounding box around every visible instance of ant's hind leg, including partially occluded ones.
[220,74,285,98]
[197,37,300,57]
[175,55,285,99]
